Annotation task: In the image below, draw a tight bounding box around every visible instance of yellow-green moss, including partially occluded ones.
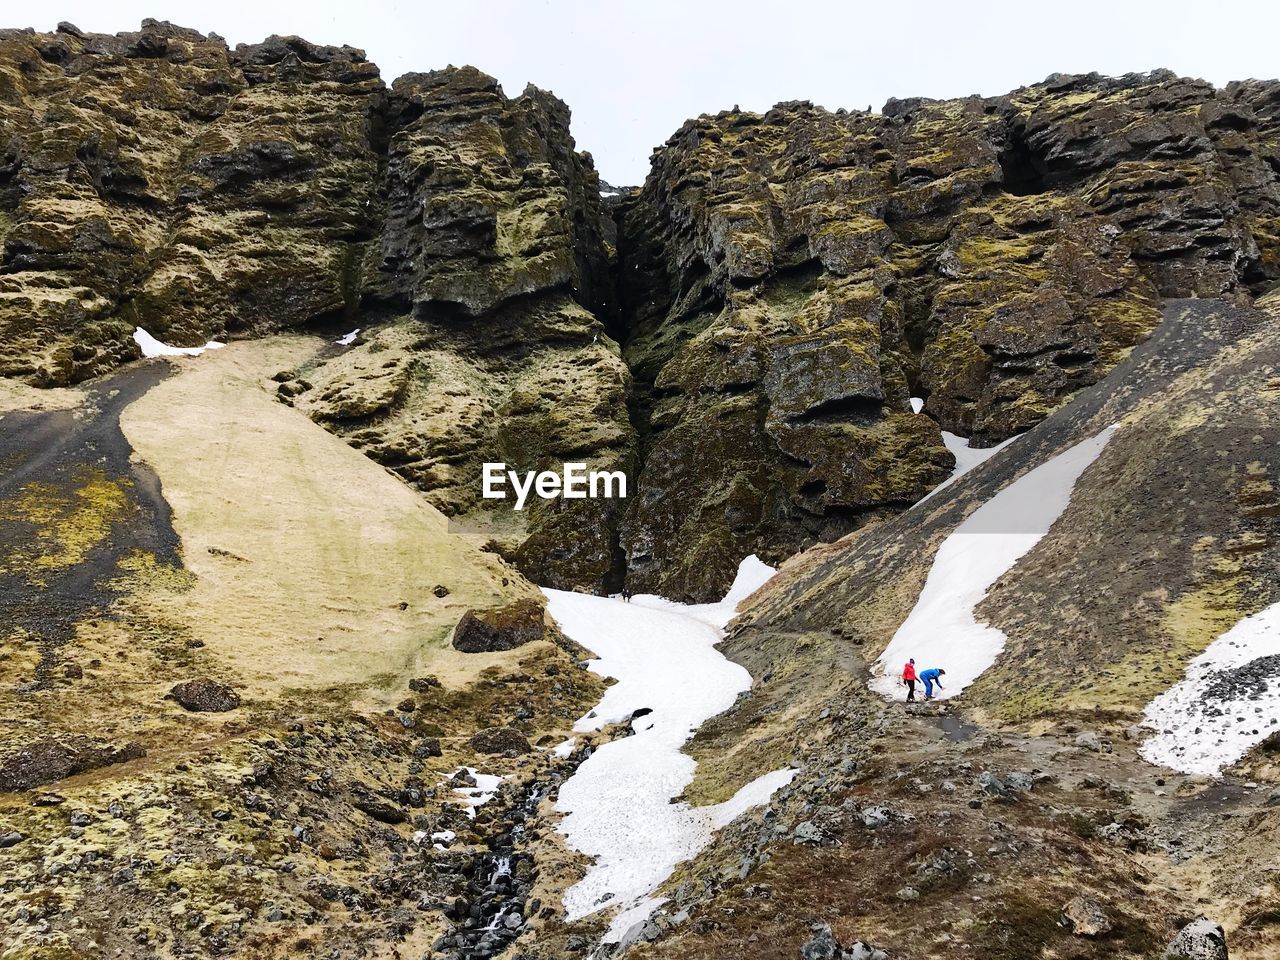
[0,468,130,578]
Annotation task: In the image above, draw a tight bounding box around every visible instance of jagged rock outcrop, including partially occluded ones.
[294,67,634,592]
[3,25,1279,600]
[0,22,633,592]
[616,71,1280,598]
[632,298,1279,960]
[0,20,383,385]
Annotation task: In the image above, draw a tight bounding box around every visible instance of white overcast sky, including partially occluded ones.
[20,1,1280,184]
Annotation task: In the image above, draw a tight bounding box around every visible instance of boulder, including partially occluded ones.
[413,738,442,758]
[800,923,888,960]
[169,678,241,712]
[451,600,546,653]
[801,924,842,960]
[351,792,406,825]
[1062,896,1112,937]
[1164,918,1228,960]
[468,726,532,755]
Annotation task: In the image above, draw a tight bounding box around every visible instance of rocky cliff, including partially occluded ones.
[0,21,634,591]
[3,18,1280,960]
[0,22,383,384]
[615,71,1280,597]
[2,23,1279,603]
[292,66,634,592]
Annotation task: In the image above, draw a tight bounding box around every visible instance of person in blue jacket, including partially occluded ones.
[919,668,946,701]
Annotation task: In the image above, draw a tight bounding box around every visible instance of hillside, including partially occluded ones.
[0,17,1278,960]
[627,297,1279,959]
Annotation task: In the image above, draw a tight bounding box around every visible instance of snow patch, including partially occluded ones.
[1141,600,1280,776]
[545,556,795,942]
[552,737,577,759]
[907,398,1017,504]
[873,426,1118,699]
[920,432,1018,503]
[133,327,225,358]
[623,553,775,632]
[335,328,360,346]
[450,767,503,819]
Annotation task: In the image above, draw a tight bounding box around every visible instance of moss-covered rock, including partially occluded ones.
[0,22,382,385]
[616,72,1279,597]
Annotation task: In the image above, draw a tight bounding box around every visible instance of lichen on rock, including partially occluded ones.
[614,72,1279,597]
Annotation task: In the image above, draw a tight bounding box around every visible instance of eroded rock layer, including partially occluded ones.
[0,21,383,384]
[0,21,633,591]
[616,71,1280,597]
[2,23,1279,598]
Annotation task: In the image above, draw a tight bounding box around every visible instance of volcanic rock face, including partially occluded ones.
[615,71,1280,597]
[296,67,634,593]
[0,22,633,591]
[0,21,383,385]
[2,24,1278,600]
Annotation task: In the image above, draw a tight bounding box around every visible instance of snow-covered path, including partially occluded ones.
[873,426,1118,700]
[545,557,796,942]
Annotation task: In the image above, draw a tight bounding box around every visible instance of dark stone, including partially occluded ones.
[451,600,545,653]
[168,678,241,712]
[468,727,532,755]
[0,738,146,792]
[352,793,406,825]
[413,738,442,758]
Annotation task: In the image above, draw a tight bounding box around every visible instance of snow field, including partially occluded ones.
[1141,600,1280,776]
[545,556,795,942]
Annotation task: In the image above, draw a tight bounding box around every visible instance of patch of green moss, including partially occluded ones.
[0,468,130,580]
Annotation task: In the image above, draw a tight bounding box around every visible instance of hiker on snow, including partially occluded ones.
[919,667,946,701]
[902,658,917,702]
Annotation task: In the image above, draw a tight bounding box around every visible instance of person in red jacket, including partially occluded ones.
[902,658,917,702]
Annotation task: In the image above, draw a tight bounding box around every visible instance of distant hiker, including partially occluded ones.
[902,658,917,702]
[919,668,946,701]
[621,587,632,603]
